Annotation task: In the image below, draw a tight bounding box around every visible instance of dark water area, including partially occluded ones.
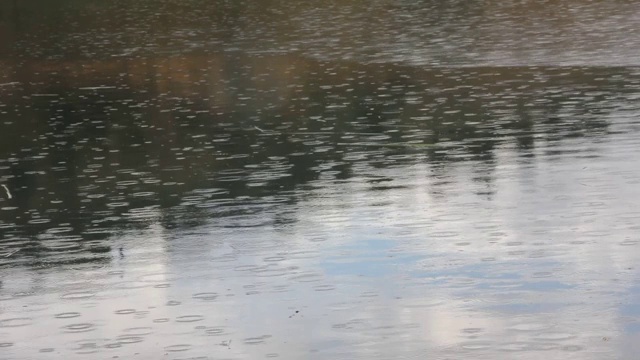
[1,1,640,359]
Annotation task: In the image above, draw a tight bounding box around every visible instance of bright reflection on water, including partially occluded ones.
[2,0,640,359]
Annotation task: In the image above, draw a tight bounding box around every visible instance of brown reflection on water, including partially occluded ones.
[2,0,640,65]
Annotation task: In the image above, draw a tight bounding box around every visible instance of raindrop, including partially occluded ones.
[60,292,96,300]
[192,292,218,301]
[114,309,136,315]
[204,327,226,336]
[175,315,205,323]
[54,312,81,319]
[510,323,552,332]
[63,323,95,333]
[0,317,33,328]
[460,342,492,350]
[122,327,152,336]
[313,284,336,292]
[535,332,575,341]
[244,335,271,345]
[165,344,192,352]
[117,336,144,345]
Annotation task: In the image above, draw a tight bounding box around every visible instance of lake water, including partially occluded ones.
[1,1,640,359]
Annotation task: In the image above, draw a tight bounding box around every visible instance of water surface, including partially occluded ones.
[2,1,640,359]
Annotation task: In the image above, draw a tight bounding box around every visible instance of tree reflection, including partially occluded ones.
[1,51,636,267]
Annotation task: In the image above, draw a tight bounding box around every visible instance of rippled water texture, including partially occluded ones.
[2,1,640,359]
